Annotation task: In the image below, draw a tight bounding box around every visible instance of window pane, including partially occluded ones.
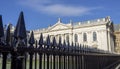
[75,34,78,42]
[93,32,97,41]
[83,33,87,42]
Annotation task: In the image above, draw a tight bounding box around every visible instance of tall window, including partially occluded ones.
[74,34,78,42]
[93,32,97,41]
[83,33,87,42]
[66,34,69,42]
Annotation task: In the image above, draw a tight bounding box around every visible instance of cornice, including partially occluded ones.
[73,22,108,29]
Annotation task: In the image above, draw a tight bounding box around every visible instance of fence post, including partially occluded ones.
[75,43,78,69]
[2,52,8,69]
[52,37,57,69]
[38,33,43,69]
[58,36,62,69]
[63,39,66,69]
[2,24,12,69]
[46,35,51,69]
[82,45,85,69]
[14,11,27,69]
[67,40,70,69]
[71,42,74,69]
[11,49,17,69]
[35,40,37,69]
[28,31,35,69]
[0,15,7,69]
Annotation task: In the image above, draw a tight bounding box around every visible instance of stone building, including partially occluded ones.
[114,24,120,53]
[32,16,115,52]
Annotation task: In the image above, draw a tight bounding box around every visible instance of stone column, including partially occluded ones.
[107,28,111,52]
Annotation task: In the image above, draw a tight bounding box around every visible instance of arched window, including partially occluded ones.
[66,34,69,42]
[74,34,78,42]
[83,33,87,42]
[93,32,97,41]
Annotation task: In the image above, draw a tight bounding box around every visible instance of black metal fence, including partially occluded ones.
[0,12,120,69]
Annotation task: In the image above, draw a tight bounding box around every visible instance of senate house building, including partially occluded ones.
[32,16,115,52]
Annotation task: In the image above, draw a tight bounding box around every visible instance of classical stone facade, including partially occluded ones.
[114,24,120,53]
[114,31,120,53]
[32,17,114,52]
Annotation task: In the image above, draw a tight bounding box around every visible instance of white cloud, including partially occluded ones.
[18,0,100,16]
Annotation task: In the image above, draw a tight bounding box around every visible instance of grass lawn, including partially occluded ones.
[0,58,64,69]
[0,57,71,69]
[0,58,11,69]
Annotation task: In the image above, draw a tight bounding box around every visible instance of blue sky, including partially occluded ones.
[0,0,120,30]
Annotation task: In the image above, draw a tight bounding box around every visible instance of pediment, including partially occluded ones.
[47,23,71,31]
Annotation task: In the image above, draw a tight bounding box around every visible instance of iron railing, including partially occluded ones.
[0,12,120,69]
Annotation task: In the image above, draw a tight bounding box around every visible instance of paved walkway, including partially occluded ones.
[103,60,120,69]
[115,64,120,69]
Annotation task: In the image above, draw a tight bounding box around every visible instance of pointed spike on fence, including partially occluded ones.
[58,36,61,45]
[63,39,67,51]
[52,37,57,47]
[46,35,51,47]
[85,45,87,49]
[75,43,77,50]
[0,15,4,37]
[84,45,86,48]
[63,39,66,47]
[85,45,87,50]
[79,44,81,50]
[83,44,84,47]
[83,44,85,51]
[6,24,11,45]
[67,38,69,45]
[39,33,43,45]
[87,45,89,49]
[77,43,79,47]
[67,40,70,47]
[83,44,85,49]
[77,43,79,50]
[68,41,70,45]
[87,45,88,50]
[79,43,80,47]
[15,11,27,39]
[78,44,80,52]
[71,41,74,50]
[71,41,73,46]
[76,43,78,49]
[85,45,87,51]
[79,44,81,47]
[77,43,79,46]
[87,45,90,51]
[67,40,70,51]
[29,31,35,45]
[75,42,76,46]
[58,36,62,50]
